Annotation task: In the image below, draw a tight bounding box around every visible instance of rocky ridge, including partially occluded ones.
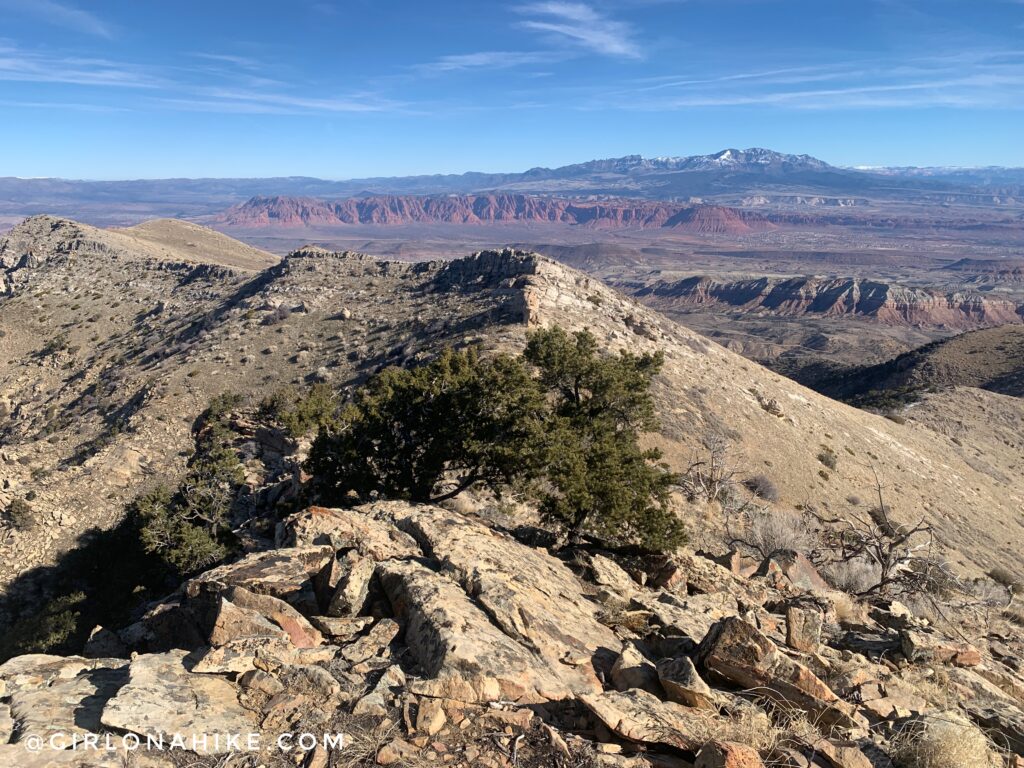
[2,215,1023,609]
[2,500,1022,766]
[627,275,1024,329]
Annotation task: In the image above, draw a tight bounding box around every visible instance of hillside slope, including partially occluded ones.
[1,216,1022,596]
[818,324,1024,403]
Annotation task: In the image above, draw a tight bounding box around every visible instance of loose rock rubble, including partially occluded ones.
[0,501,1021,766]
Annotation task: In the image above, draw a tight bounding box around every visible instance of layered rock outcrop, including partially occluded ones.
[633,274,1024,328]
[219,194,776,234]
[2,502,1021,767]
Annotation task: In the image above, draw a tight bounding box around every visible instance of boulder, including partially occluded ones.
[900,630,981,667]
[377,559,572,703]
[185,545,334,614]
[610,642,662,695]
[697,617,864,730]
[649,551,741,595]
[223,586,323,647]
[803,739,873,768]
[757,552,829,594]
[207,596,289,647]
[657,655,716,709]
[695,741,765,768]
[326,550,375,617]
[396,506,621,693]
[100,650,254,755]
[580,689,703,752]
[277,504,420,560]
[578,552,638,598]
[634,591,739,646]
[340,617,400,664]
[786,605,823,653]
[189,636,295,674]
[309,615,373,641]
[352,665,406,716]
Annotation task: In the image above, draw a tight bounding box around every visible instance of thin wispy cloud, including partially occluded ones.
[587,51,1024,111]
[515,2,643,59]
[0,46,160,88]
[0,0,113,39]
[0,98,127,112]
[190,53,263,71]
[0,42,401,116]
[180,87,403,115]
[416,50,568,73]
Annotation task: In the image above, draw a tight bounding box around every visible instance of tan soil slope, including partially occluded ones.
[0,214,277,275]
[518,260,1024,577]
[1,218,1021,591]
[115,218,279,270]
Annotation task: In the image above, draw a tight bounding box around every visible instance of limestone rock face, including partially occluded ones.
[396,506,621,692]
[100,650,254,755]
[2,656,128,741]
[377,559,572,703]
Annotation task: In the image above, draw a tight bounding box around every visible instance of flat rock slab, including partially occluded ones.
[377,559,572,703]
[397,506,621,694]
[185,545,333,614]
[0,656,129,741]
[0,743,172,767]
[101,650,254,755]
[580,689,704,752]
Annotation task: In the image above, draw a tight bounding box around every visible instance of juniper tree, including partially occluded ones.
[307,347,548,504]
[524,326,685,551]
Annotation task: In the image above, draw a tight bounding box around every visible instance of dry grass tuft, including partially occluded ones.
[889,712,998,768]
[829,590,870,626]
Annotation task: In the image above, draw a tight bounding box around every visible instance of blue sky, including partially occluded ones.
[0,0,1022,178]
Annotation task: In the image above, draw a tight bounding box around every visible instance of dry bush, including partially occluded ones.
[900,668,956,711]
[809,470,934,597]
[680,433,746,506]
[744,474,781,502]
[823,557,882,595]
[988,566,1023,595]
[1004,604,1024,627]
[889,712,998,768]
[734,509,818,560]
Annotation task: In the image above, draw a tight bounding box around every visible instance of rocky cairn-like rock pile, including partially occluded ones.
[2,501,1022,767]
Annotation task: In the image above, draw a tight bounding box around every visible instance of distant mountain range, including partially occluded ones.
[2,148,1022,227]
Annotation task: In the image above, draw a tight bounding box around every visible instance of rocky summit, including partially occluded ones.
[1,217,1023,766]
[2,500,1022,767]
